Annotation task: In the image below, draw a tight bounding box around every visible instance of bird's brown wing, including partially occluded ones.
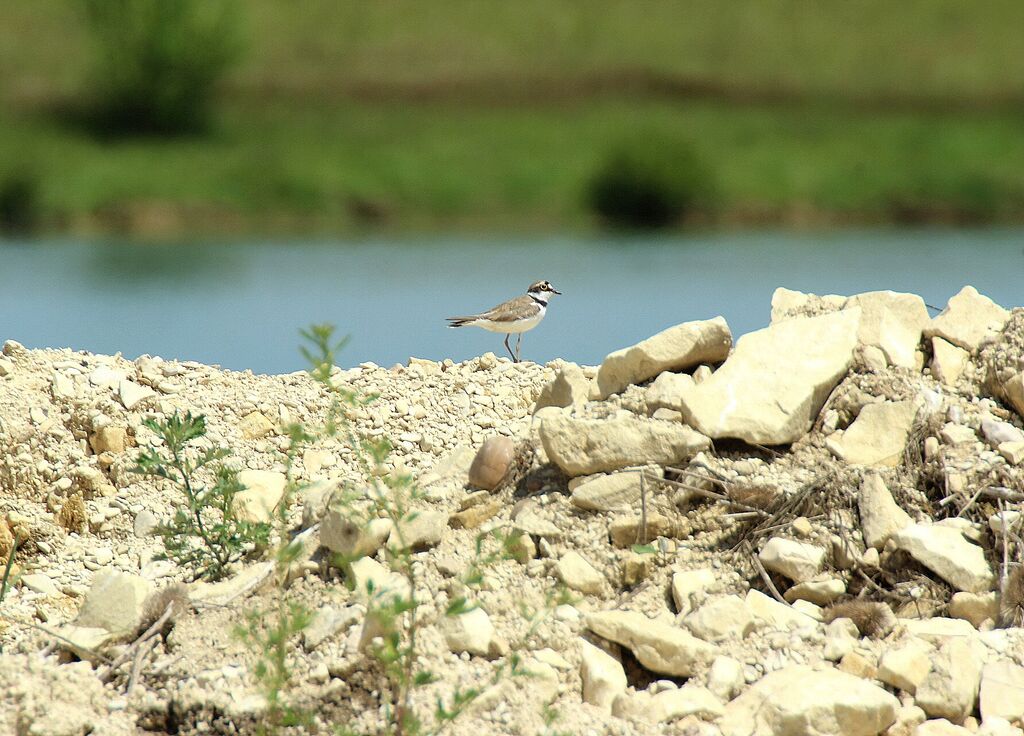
[478,295,538,322]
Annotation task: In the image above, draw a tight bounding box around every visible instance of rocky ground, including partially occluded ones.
[2,285,1024,736]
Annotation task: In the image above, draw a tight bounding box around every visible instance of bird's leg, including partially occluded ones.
[503,334,516,362]
[515,334,523,363]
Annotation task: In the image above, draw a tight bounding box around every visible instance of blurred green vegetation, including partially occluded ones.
[1,1,1023,234]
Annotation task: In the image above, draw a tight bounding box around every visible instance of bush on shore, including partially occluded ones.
[81,0,243,136]
[586,134,717,229]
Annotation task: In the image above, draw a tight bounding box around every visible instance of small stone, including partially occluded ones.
[571,471,645,512]
[622,553,653,586]
[467,436,515,491]
[89,426,127,455]
[387,508,446,552]
[916,719,973,736]
[231,470,287,524]
[707,655,744,701]
[990,511,1022,535]
[239,411,275,439]
[21,573,60,596]
[999,442,1024,466]
[858,473,912,549]
[442,607,494,656]
[646,371,696,412]
[931,337,970,386]
[75,569,154,636]
[783,578,846,606]
[949,591,999,629]
[448,499,501,529]
[540,414,710,476]
[608,513,674,548]
[791,516,813,536]
[758,537,825,583]
[533,363,591,410]
[684,595,754,642]
[133,510,158,538]
[118,380,156,410]
[580,639,627,712]
[838,651,877,680]
[556,551,605,596]
[877,638,933,694]
[671,568,716,614]
[303,605,362,651]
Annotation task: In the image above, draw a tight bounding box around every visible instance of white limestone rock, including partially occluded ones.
[231,470,287,524]
[707,655,745,701]
[916,721,974,736]
[539,414,710,476]
[570,471,643,512]
[877,637,934,694]
[758,537,825,583]
[579,639,627,712]
[949,591,999,629]
[826,400,919,467]
[556,551,606,596]
[924,285,1009,352]
[646,371,696,412]
[892,523,995,593]
[684,595,754,642]
[718,665,898,736]
[744,589,818,630]
[679,309,860,445]
[858,472,913,549]
[595,316,732,399]
[533,362,591,411]
[75,568,154,636]
[980,661,1024,723]
[931,337,970,386]
[847,289,930,368]
[671,568,717,615]
[387,508,446,552]
[586,609,717,677]
[614,685,724,723]
[783,578,846,606]
[915,638,984,721]
[442,607,494,656]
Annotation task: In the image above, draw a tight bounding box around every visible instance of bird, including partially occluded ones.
[447,280,562,363]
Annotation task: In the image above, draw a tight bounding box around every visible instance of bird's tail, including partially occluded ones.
[446,316,476,328]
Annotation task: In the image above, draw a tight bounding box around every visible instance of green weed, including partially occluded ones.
[133,412,270,581]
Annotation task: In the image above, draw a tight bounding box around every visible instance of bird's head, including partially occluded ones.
[528,280,562,296]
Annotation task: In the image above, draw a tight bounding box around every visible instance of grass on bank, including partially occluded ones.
[2,99,1024,234]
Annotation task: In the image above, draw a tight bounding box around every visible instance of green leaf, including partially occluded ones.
[631,543,657,555]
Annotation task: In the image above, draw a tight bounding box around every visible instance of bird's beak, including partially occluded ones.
[552,288,563,295]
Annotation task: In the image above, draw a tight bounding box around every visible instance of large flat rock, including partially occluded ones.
[586,609,717,677]
[719,665,898,736]
[924,285,1010,352]
[595,317,732,399]
[679,309,860,445]
[892,523,995,593]
[539,414,710,476]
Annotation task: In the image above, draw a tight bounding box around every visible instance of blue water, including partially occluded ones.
[0,230,1021,374]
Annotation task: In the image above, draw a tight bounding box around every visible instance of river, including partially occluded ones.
[1,229,1021,374]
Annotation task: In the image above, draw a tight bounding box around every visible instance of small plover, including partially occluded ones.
[447,280,562,363]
